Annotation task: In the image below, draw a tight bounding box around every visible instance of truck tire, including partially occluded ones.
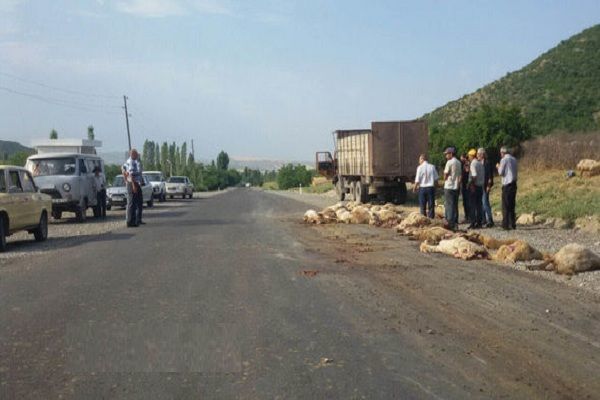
[349,181,357,202]
[355,182,369,204]
[395,183,407,204]
[335,179,345,201]
[33,212,48,242]
[0,215,6,252]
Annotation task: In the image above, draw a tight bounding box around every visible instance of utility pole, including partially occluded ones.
[123,95,131,151]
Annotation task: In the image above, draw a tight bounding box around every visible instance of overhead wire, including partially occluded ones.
[0,71,120,100]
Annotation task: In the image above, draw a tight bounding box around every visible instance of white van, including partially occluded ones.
[26,153,105,222]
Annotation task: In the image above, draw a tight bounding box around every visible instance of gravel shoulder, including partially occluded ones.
[274,189,600,295]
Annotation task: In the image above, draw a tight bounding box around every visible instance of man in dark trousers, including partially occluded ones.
[122,149,144,227]
[497,146,518,230]
[478,148,494,228]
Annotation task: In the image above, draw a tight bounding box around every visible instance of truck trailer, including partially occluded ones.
[316,120,428,204]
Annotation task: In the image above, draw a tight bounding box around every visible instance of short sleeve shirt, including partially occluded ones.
[443,157,461,190]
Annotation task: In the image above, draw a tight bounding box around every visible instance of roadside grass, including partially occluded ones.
[302,182,334,194]
[489,169,600,221]
[262,181,279,190]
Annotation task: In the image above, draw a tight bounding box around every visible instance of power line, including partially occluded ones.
[0,85,122,115]
[0,71,120,100]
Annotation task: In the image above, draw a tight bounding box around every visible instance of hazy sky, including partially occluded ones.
[0,0,598,160]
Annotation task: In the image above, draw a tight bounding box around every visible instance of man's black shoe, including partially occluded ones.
[485,222,495,228]
[127,223,138,228]
[139,221,146,225]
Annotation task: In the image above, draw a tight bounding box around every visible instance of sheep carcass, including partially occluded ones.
[528,243,600,275]
[493,240,543,263]
[420,237,488,260]
[463,232,519,250]
[350,206,371,224]
[408,226,455,244]
[303,210,323,224]
[397,212,430,232]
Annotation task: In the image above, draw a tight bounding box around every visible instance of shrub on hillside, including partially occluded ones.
[520,131,600,170]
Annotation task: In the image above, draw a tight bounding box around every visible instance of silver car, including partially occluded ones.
[166,176,194,199]
[106,176,154,210]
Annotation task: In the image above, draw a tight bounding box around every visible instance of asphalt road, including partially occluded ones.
[1,189,599,399]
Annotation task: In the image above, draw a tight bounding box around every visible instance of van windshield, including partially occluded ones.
[144,174,162,182]
[27,158,77,176]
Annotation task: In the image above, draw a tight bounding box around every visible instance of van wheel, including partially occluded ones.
[0,215,6,252]
[33,212,48,242]
[52,211,62,220]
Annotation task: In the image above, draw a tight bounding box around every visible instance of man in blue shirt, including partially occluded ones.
[122,149,144,227]
[497,146,518,230]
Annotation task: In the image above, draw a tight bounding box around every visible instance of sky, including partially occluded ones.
[0,0,599,161]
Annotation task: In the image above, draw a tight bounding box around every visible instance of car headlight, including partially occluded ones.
[63,183,71,192]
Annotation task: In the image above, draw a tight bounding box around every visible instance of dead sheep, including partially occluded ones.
[576,159,600,177]
[463,232,519,250]
[528,243,600,275]
[370,209,401,228]
[350,206,371,224]
[303,210,322,224]
[319,208,338,224]
[407,226,455,244]
[335,208,352,224]
[397,212,431,232]
[493,240,543,263]
[419,237,488,260]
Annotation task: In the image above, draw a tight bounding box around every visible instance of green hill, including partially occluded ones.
[0,140,34,161]
[424,24,600,136]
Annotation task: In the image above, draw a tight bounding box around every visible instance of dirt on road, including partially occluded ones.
[287,214,600,399]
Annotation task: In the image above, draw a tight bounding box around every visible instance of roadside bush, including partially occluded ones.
[276,164,313,190]
[520,131,600,170]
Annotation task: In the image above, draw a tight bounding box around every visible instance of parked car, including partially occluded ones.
[26,153,105,222]
[106,176,154,210]
[143,171,167,202]
[0,166,52,252]
[166,176,194,199]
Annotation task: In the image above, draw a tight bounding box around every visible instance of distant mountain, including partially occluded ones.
[424,24,600,135]
[0,140,34,160]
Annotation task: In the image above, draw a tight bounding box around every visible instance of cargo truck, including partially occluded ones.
[316,120,428,204]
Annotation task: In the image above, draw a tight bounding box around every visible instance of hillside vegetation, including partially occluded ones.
[424,24,600,163]
[0,140,34,161]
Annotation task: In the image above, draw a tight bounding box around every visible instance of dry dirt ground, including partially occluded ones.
[269,189,600,295]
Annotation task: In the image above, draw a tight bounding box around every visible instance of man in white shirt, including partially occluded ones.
[468,148,485,229]
[443,147,461,230]
[497,146,518,230]
[413,154,438,219]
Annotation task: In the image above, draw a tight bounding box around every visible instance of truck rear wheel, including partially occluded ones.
[355,182,369,204]
[394,183,407,204]
[349,182,357,202]
[335,180,345,201]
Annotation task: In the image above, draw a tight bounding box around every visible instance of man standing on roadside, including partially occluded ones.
[497,146,518,230]
[122,149,144,227]
[443,147,461,230]
[478,148,494,228]
[467,148,484,229]
[93,166,106,218]
[413,154,438,219]
[460,153,470,224]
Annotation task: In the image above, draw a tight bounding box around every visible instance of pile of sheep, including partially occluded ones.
[303,203,600,275]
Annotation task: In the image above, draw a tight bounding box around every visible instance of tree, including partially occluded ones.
[216,150,229,170]
[160,142,169,177]
[154,143,161,172]
[276,164,312,190]
[49,129,58,140]
[180,142,187,169]
[142,140,155,170]
[7,151,29,167]
[87,125,95,140]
